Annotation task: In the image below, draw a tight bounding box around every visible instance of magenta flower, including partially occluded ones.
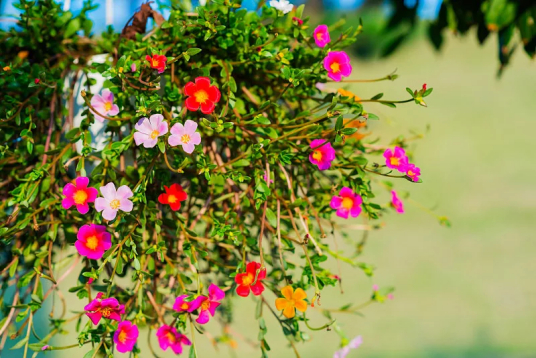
[114,321,139,353]
[330,187,362,219]
[263,170,273,186]
[156,325,191,354]
[313,25,330,48]
[391,190,404,213]
[90,89,119,122]
[62,177,98,214]
[75,224,112,260]
[173,294,201,313]
[333,335,363,358]
[190,284,225,325]
[383,146,409,172]
[134,114,168,148]
[309,139,336,170]
[406,163,421,182]
[323,51,352,82]
[84,292,125,325]
[168,119,201,154]
[95,183,133,221]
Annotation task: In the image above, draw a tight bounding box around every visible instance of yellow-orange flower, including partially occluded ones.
[343,119,369,140]
[275,285,308,319]
[337,88,361,102]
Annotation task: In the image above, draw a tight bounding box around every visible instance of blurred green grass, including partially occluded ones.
[46,31,536,358]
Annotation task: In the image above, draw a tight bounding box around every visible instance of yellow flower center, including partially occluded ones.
[150,130,160,139]
[168,194,177,203]
[152,59,160,67]
[86,235,99,250]
[117,330,128,343]
[194,90,209,104]
[390,157,399,166]
[342,197,353,210]
[73,190,88,205]
[104,102,112,111]
[312,150,323,161]
[201,299,210,310]
[180,302,189,310]
[316,32,323,41]
[407,170,414,177]
[100,306,112,318]
[241,274,253,286]
[110,199,121,210]
[166,332,177,343]
[181,134,191,144]
[330,62,340,73]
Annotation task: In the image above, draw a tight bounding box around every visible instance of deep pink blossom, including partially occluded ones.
[330,187,362,219]
[173,294,201,313]
[62,177,98,214]
[75,224,112,260]
[406,163,421,182]
[113,321,139,353]
[156,325,191,354]
[292,17,304,25]
[168,119,202,154]
[134,114,168,148]
[323,51,352,82]
[383,146,409,172]
[391,190,404,213]
[313,25,330,48]
[90,89,119,122]
[84,292,125,325]
[333,336,363,358]
[190,284,225,325]
[95,183,133,221]
[309,139,336,170]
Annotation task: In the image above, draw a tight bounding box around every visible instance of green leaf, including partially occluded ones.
[265,208,277,228]
[64,18,81,38]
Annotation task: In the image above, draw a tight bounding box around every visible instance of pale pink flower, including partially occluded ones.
[168,119,201,154]
[90,89,119,122]
[131,63,137,72]
[134,114,168,148]
[391,190,404,213]
[95,183,133,221]
[333,336,363,358]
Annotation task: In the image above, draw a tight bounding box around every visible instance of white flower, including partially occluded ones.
[269,0,293,14]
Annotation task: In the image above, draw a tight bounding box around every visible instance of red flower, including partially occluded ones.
[235,262,266,297]
[422,83,427,91]
[184,77,221,115]
[292,17,304,25]
[146,54,167,74]
[158,184,187,211]
[34,78,40,84]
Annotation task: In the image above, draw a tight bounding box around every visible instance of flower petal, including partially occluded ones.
[119,199,133,212]
[282,305,295,319]
[281,285,294,300]
[100,182,117,200]
[102,208,118,221]
[275,298,288,311]
[116,186,133,199]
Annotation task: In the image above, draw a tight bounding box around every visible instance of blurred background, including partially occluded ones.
[1,0,536,357]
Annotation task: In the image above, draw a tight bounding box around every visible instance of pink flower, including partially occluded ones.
[90,89,119,122]
[62,177,98,214]
[95,183,133,221]
[405,163,421,182]
[41,345,49,351]
[168,119,202,154]
[114,321,139,353]
[387,293,394,300]
[84,292,125,325]
[75,224,112,260]
[190,284,225,325]
[156,325,191,354]
[323,51,352,82]
[313,25,330,48]
[134,114,168,148]
[383,146,409,172]
[391,190,404,213]
[333,336,363,358]
[264,171,273,186]
[131,63,137,72]
[330,187,362,219]
[372,284,379,291]
[309,139,336,170]
[173,295,201,313]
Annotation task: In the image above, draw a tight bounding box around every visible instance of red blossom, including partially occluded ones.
[292,17,304,25]
[158,184,187,211]
[145,54,167,74]
[422,83,427,91]
[184,77,221,115]
[235,262,266,297]
[34,78,40,84]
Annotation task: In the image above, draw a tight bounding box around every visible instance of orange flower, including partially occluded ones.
[343,119,369,140]
[337,88,361,102]
[275,285,308,319]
